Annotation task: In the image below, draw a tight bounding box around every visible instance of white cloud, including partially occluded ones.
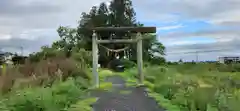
[1,0,240,61]
[166,41,202,46]
[136,0,240,47]
[165,37,240,61]
[0,34,11,40]
[138,0,240,22]
[207,10,240,26]
[0,0,110,54]
[157,24,184,31]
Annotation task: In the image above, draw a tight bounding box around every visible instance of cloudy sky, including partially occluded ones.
[0,0,240,61]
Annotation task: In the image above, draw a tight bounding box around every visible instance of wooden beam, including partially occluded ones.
[97,35,154,43]
[88,26,156,33]
[97,39,136,43]
[137,32,144,85]
[92,31,99,88]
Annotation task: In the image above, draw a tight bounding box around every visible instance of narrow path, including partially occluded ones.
[91,75,166,111]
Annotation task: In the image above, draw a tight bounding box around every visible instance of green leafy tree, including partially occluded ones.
[54,0,165,67]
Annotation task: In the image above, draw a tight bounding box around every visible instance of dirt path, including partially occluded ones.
[91,75,166,111]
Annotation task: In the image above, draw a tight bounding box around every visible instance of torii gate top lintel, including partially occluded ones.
[89,26,156,33]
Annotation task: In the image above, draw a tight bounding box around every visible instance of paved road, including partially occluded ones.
[91,75,166,111]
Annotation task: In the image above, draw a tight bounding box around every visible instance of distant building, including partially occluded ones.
[0,51,14,65]
[218,56,240,64]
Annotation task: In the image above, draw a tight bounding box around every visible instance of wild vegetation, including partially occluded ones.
[1,57,240,111]
[144,63,240,111]
[0,0,240,111]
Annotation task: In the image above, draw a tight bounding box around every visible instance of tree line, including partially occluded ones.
[10,0,166,67]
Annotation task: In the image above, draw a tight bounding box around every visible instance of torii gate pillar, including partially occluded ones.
[137,32,144,85]
[92,30,99,87]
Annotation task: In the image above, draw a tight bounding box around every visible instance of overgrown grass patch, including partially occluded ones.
[148,92,181,111]
[97,82,113,91]
[67,97,98,111]
[119,90,132,95]
[0,77,90,111]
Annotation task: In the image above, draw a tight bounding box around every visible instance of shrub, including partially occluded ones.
[2,78,88,111]
[120,59,136,69]
[0,55,90,94]
[142,64,240,111]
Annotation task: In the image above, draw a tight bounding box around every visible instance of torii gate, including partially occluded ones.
[90,27,156,87]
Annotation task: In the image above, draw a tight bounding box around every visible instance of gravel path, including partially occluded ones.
[91,75,166,111]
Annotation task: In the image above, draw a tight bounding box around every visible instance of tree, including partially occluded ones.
[179,59,183,63]
[54,0,165,67]
[76,0,139,66]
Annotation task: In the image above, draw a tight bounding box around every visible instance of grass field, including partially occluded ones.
[142,64,240,111]
[0,61,240,111]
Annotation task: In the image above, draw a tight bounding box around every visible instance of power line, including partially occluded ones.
[166,48,239,62]
[166,48,236,55]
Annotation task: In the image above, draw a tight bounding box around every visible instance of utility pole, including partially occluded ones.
[196,51,199,63]
[20,46,23,56]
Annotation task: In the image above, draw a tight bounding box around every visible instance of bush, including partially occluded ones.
[142,64,240,111]
[1,77,89,111]
[0,53,90,94]
[220,63,240,72]
[0,47,94,110]
[120,59,136,69]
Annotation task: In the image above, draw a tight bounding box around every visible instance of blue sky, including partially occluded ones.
[0,0,240,61]
[137,15,218,42]
[141,19,217,43]
[132,0,240,61]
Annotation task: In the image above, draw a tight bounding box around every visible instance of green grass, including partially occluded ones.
[119,90,132,95]
[67,97,98,111]
[0,77,95,111]
[2,63,240,111]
